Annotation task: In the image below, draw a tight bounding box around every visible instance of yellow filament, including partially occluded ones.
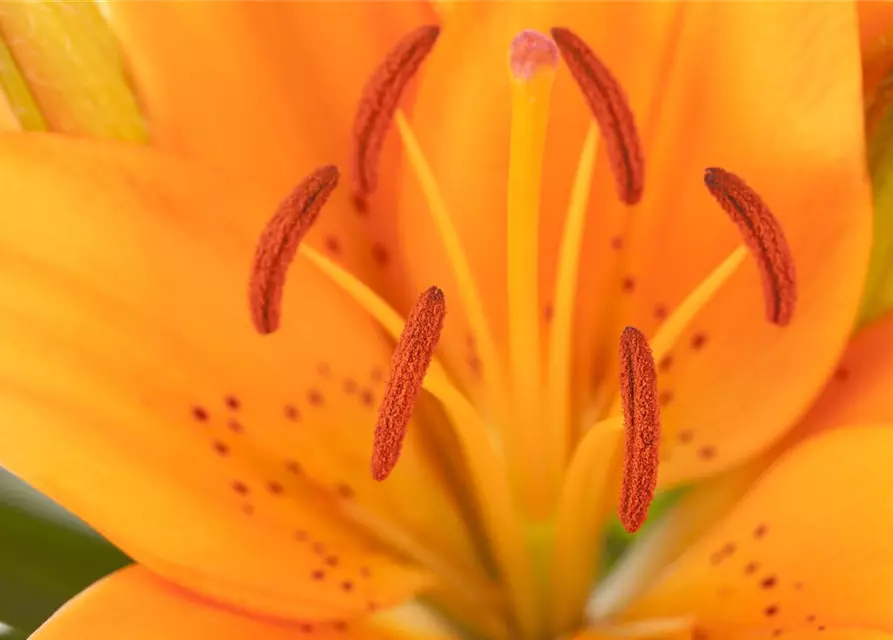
[299,245,536,637]
[607,245,747,417]
[549,416,624,635]
[545,122,599,497]
[395,110,508,418]
[506,52,558,517]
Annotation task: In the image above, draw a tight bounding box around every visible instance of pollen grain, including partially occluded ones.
[371,286,446,481]
[704,167,797,326]
[351,24,440,204]
[551,27,644,205]
[618,326,661,533]
[248,165,340,334]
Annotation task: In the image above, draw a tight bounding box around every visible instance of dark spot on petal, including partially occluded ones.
[318,362,331,377]
[313,542,325,555]
[621,276,636,292]
[241,503,255,515]
[659,389,673,406]
[325,555,339,567]
[698,445,717,460]
[765,605,778,617]
[341,580,354,592]
[308,389,324,406]
[370,367,384,383]
[761,575,777,589]
[192,406,209,422]
[312,569,325,580]
[267,481,284,495]
[333,621,349,632]
[286,460,303,475]
[833,367,849,382]
[543,304,554,322]
[325,235,341,254]
[754,523,768,539]
[654,304,668,320]
[360,389,375,407]
[611,235,623,250]
[212,440,230,456]
[678,429,693,444]
[294,530,308,541]
[227,419,243,433]
[371,242,390,267]
[691,332,708,350]
[658,355,673,372]
[232,481,249,495]
[744,562,759,575]
[224,395,241,410]
[284,404,301,421]
[336,483,355,499]
[343,378,358,394]
[300,623,314,633]
[806,615,816,623]
[360,566,372,578]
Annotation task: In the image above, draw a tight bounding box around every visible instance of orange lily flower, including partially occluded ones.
[0,1,886,639]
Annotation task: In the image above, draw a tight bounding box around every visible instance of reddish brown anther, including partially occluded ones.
[551,27,644,205]
[371,286,446,481]
[351,25,440,204]
[248,165,339,334]
[704,167,797,326]
[618,326,661,534]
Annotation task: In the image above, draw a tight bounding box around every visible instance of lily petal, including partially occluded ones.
[619,2,871,486]
[714,631,893,640]
[103,1,436,304]
[623,425,893,633]
[32,565,457,640]
[0,133,487,621]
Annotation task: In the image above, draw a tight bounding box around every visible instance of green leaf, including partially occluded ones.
[859,100,893,326]
[0,468,130,634]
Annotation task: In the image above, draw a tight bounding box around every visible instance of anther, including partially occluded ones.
[618,326,660,534]
[371,286,446,481]
[248,165,339,334]
[509,30,558,81]
[704,167,797,326]
[351,25,440,205]
[551,27,644,205]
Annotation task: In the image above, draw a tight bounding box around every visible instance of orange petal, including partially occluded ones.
[0,133,490,621]
[394,1,679,409]
[784,312,893,442]
[32,565,457,640]
[713,630,893,640]
[103,1,436,307]
[616,2,871,486]
[624,425,893,633]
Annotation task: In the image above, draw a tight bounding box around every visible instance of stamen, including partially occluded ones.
[351,24,440,204]
[551,27,644,205]
[546,122,599,497]
[618,326,660,534]
[704,167,797,326]
[371,286,446,481]
[248,165,339,334]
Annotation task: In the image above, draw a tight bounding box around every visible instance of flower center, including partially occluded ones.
[245,21,798,640]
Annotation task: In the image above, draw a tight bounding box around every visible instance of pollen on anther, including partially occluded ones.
[351,25,440,202]
[618,326,661,533]
[703,167,796,326]
[371,286,446,481]
[551,27,644,205]
[248,165,340,334]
